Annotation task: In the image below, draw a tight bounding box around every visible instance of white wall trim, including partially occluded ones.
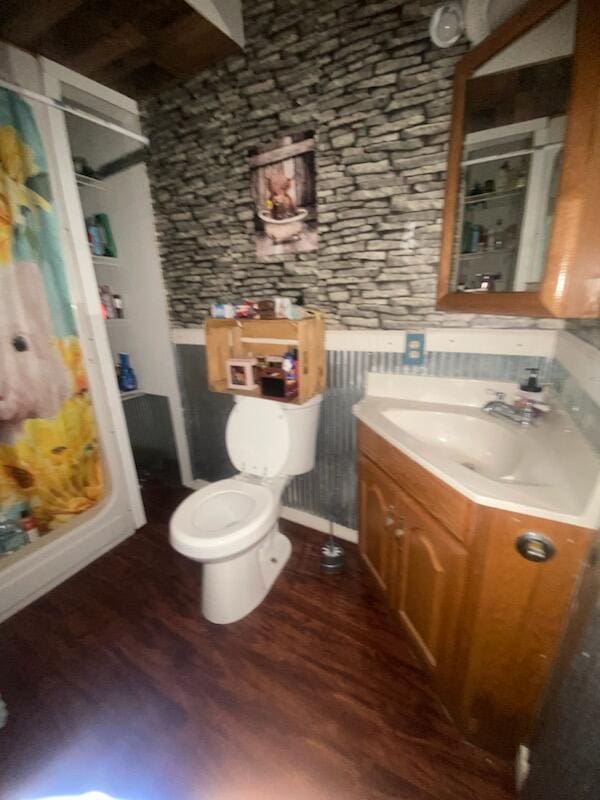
[171,325,558,357]
[556,331,600,407]
[281,506,358,544]
[425,327,557,357]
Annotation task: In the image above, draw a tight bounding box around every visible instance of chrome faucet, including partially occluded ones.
[482,391,540,427]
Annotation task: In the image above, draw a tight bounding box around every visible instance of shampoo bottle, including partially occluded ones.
[118,352,138,392]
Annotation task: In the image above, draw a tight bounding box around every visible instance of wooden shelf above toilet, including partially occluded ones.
[205,314,326,405]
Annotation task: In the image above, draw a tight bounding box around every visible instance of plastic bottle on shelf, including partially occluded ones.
[0,514,28,555]
[100,285,116,318]
[20,510,40,541]
[95,213,118,258]
[113,294,124,318]
[496,162,511,192]
[87,218,104,255]
[493,220,504,250]
[118,353,138,392]
[479,226,489,251]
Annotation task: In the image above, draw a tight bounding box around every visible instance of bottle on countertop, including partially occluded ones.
[520,367,543,394]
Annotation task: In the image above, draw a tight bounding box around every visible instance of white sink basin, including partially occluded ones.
[381,407,550,485]
[353,373,600,527]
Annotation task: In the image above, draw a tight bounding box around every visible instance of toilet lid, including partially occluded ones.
[226,397,290,477]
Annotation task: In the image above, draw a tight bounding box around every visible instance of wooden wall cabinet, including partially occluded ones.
[358,421,593,757]
[205,314,325,405]
[436,0,600,318]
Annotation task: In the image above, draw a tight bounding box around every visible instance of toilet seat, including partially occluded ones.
[170,478,278,561]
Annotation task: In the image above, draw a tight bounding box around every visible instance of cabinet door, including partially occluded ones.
[358,457,399,595]
[397,496,468,672]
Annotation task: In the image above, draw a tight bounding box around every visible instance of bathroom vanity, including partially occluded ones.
[354,374,599,757]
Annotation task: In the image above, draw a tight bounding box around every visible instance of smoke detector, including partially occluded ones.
[429,2,465,48]
[429,0,530,48]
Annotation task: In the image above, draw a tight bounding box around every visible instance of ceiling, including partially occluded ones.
[0,0,243,99]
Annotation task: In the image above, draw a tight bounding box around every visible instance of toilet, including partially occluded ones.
[170,393,322,624]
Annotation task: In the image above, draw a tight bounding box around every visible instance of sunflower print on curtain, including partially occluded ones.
[0,88,104,538]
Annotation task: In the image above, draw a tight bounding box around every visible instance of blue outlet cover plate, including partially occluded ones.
[403,332,426,366]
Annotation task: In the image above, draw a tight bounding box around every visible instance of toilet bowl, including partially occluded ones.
[170,478,279,562]
[170,393,322,624]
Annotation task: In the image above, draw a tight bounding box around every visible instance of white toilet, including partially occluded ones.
[170,393,322,624]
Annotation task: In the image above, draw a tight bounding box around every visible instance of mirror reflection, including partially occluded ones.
[451,1,575,293]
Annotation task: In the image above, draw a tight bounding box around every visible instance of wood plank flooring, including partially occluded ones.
[0,483,514,800]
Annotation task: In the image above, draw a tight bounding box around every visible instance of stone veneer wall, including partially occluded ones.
[143,0,562,331]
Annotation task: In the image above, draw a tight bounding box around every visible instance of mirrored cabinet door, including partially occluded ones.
[437,0,600,318]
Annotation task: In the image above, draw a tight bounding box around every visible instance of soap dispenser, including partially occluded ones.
[520,367,543,394]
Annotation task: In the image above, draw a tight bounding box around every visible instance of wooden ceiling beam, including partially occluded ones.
[89,48,153,89]
[153,11,241,78]
[0,0,243,99]
[0,0,84,47]
[65,22,148,74]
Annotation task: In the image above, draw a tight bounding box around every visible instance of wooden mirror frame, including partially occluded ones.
[436,0,600,318]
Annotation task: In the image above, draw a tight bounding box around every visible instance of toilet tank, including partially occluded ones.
[226,394,323,479]
[280,394,322,476]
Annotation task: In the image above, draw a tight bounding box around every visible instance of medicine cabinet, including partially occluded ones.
[436,0,600,318]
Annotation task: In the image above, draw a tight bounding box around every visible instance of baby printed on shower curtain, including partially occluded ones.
[0,88,104,544]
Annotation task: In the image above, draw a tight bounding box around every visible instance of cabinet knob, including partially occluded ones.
[515,532,556,563]
[394,522,405,540]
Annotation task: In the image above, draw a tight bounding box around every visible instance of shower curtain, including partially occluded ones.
[0,88,104,545]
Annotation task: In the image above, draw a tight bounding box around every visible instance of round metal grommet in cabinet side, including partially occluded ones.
[515,532,556,563]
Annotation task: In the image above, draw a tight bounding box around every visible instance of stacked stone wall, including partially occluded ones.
[143,0,560,330]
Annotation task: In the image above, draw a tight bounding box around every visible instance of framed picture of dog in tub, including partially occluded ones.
[249,130,318,257]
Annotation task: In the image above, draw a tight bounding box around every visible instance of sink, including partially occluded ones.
[353,373,600,526]
[381,407,552,485]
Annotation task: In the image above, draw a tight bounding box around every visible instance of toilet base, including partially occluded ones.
[201,529,292,624]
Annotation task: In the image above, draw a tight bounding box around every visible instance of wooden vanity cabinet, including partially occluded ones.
[358,456,399,597]
[360,454,469,691]
[357,421,593,757]
[396,495,468,678]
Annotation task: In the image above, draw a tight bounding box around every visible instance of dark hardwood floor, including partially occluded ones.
[0,483,514,800]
